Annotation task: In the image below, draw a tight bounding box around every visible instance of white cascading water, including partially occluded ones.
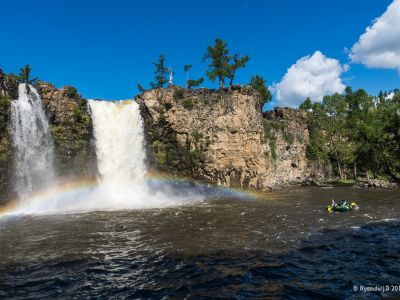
[89,100,146,188]
[11,84,56,200]
[84,99,202,210]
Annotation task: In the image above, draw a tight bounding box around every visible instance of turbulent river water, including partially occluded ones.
[1,186,399,299]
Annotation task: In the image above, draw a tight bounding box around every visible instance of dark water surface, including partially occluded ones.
[1,186,400,299]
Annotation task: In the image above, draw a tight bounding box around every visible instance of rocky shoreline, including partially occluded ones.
[304,178,399,189]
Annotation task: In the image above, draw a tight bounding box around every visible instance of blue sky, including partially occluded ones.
[0,0,398,104]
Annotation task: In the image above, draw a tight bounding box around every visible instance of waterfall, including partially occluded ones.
[88,100,146,193]
[7,97,201,214]
[11,84,56,200]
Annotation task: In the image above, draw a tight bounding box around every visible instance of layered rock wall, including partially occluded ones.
[137,86,311,190]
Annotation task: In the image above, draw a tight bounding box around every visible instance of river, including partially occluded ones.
[0,186,399,299]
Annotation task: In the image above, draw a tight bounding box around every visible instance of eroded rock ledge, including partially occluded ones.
[136,86,310,191]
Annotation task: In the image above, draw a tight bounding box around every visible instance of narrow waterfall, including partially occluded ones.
[88,100,146,190]
[11,84,56,199]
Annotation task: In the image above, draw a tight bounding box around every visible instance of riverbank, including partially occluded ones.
[305,178,399,189]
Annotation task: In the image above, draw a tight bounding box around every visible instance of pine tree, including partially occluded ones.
[137,83,146,93]
[249,75,272,107]
[227,54,250,87]
[299,97,312,110]
[187,77,204,90]
[150,54,169,89]
[204,38,231,88]
[17,64,38,85]
[204,38,250,88]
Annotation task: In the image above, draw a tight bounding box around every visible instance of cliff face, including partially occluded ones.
[37,82,96,179]
[137,86,311,190]
[262,108,310,186]
[0,71,17,201]
[0,70,96,203]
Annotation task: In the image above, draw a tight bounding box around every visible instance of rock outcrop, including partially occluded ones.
[262,108,310,186]
[137,86,310,190]
[0,71,16,201]
[37,82,96,179]
[356,178,399,189]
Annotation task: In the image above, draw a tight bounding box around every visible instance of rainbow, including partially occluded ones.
[0,172,260,218]
[0,177,99,218]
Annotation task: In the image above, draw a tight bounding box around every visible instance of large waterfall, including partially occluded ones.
[88,100,146,187]
[11,84,56,200]
[85,99,201,210]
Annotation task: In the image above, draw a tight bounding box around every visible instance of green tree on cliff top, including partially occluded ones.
[250,75,272,107]
[204,38,250,88]
[183,64,204,90]
[150,54,169,89]
[17,64,38,85]
[299,97,312,110]
[227,54,250,87]
[187,77,204,90]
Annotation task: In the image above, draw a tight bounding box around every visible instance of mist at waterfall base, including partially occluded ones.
[5,86,250,215]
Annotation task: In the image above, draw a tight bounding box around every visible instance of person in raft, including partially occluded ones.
[331,198,337,207]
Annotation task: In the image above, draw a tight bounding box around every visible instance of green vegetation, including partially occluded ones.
[262,119,278,160]
[152,140,167,166]
[303,88,400,180]
[204,38,249,88]
[137,84,146,93]
[165,102,172,111]
[65,85,78,98]
[321,179,356,186]
[192,131,203,143]
[140,38,270,93]
[227,53,250,87]
[17,64,39,85]
[189,131,211,168]
[173,88,184,100]
[282,131,294,145]
[183,65,204,89]
[0,95,10,108]
[299,97,312,110]
[181,98,194,110]
[150,53,169,89]
[187,77,204,90]
[250,75,272,107]
[0,139,11,162]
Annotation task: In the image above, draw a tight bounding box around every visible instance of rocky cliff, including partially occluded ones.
[262,108,310,186]
[0,70,17,201]
[137,86,311,190]
[0,70,96,203]
[37,82,96,179]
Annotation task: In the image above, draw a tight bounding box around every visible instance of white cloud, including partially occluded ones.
[350,0,400,72]
[273,51,346,107]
